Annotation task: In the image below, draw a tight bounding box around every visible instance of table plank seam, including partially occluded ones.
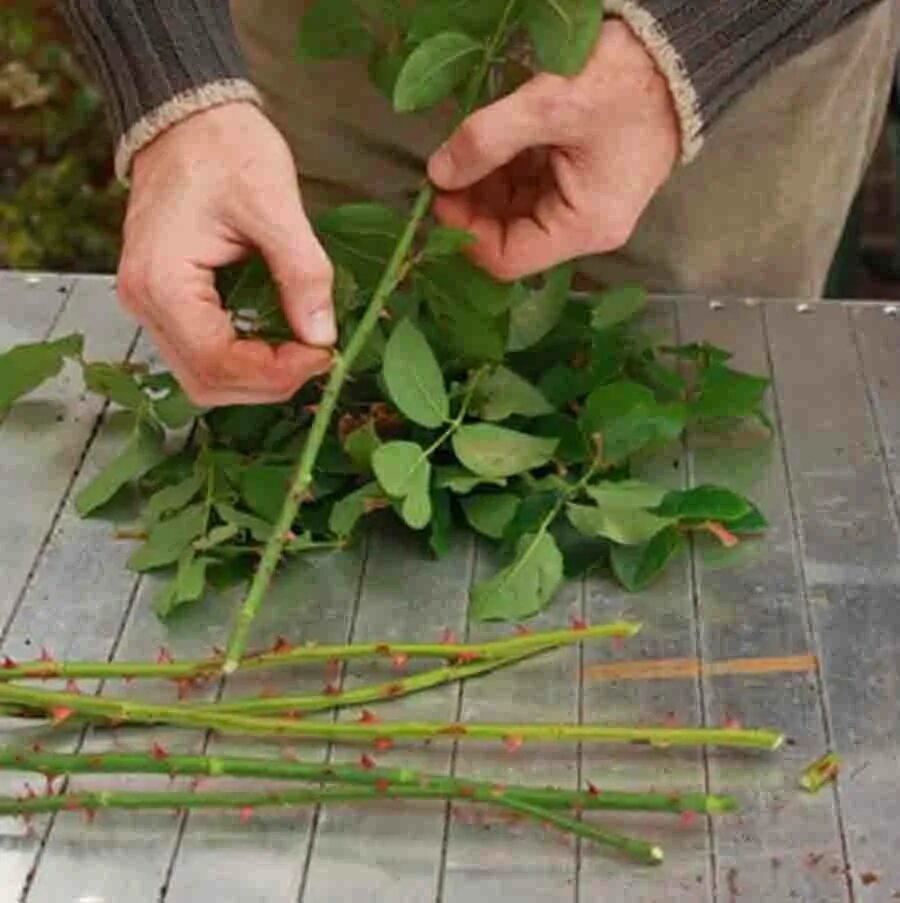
[760,304,857,903]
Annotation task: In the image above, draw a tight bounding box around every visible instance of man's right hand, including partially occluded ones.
[117,102,335,407]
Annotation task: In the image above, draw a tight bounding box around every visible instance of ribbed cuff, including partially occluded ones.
[62,0,261,181]
[606,0,881,165]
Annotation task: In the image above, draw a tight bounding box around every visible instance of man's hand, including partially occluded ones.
[427,21,679,282]
[118,102,335,407]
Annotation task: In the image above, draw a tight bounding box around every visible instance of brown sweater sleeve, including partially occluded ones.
[607,0,885,161]
[60,0,261,182]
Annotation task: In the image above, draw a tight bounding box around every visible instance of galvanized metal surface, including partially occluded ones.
[0,272,898,903]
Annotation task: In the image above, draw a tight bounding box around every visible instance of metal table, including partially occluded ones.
[0,271,898,903]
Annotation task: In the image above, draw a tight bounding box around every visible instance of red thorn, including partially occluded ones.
[30,743,43,754]
[23,783,37,800]
[82,808,97,824]
[51,707,74,726]
[63,799,80,812]
[65,679,81,695]
[1,655,17,669]
[454,651,478,665]
[324,658,341,681]
[391,653,408,672]
[664,712,679,729]
[384,683,404,698]
[569,617,588,632]
[286,709,304,721]
[375,644,391,656]
[281,531,298,543]
[491,784,506,797]
[88,756,104,768]
[680,810,698,828]
[440,628,458,645]
[239,805,254,824]
[156,646,173,665]
[374,737,393,752]
[359,754,376,770]
[460,785,476,798]
[211,645,224,657]
[375,778,391,793]
[123,675,135,685]
[724,715,743,731]
[503,735,524,754]
[438,725,468,736]
[189,778,204,792]
[150,742,169,761]
[175,679,193,700]
[258,686,280,699]
[358,709,379,725]
[611,635,626,651]
[39,647,54,663]
[323,683,342,697]
[587,782,601,797]
[514,625,533,637]
[271,636,292,655]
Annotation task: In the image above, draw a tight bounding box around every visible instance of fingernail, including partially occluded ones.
[305,307,337,346]
[429,143,453,186]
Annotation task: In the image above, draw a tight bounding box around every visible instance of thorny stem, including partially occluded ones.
[0,623,640,683]
[0,784,661,864]
[0,748,736,816]
[220,2,523,673]
[0,683,784,750]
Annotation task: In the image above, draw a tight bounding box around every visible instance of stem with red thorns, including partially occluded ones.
[0,748,737,816]
[0,683,784,750]
[0,623,640,684]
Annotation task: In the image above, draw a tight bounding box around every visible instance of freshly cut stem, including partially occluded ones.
[0,683,783,750]
[0,623,640,683]
[799,753,841,793]
[0,748,737,816]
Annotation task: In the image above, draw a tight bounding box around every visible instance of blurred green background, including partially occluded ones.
[1,1,897,298]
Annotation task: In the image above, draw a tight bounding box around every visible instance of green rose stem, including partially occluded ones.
[220,0,520,673]
[0,622,640,683]
[0,784,662,865]
[0,748,737,817]
[0,683,784,751]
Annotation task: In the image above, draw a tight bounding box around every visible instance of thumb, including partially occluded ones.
[242,197,337,347]
[428,79,556,191]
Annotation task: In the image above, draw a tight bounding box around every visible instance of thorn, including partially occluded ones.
[374,779,391,793]
[587,782,601,797]
[23,783,37,800]
[324,658,341,682]
[569,617,588,632]
[30,743,43,754]
[279,747,299,762]
[150,742,169,761]
[664,712,679,729]
[358,709,379,725]
[384,683,404,698]
[82,808,97,825]
[156,647,174,665]
[123,676,135,685]
[189,778,204,793]
[281,531,298,544]
[211,645,224,657]
[491,784,506,797]
[239,805,254,824]
[375,644,391,656]
[65,679,81,695]
[514,625,533,637]
[323,683,342,697]
[724,715,743,730]
[374,737,393,752]
[679,810,698,828]
[503,735,524,754]
[258,686,280,699]
[39,647,54,663]
[611,635,626,652]
[51,707,74,726]
[271,636,293,655]
[454,651,478,665]
[440,628,458,645]
[359,754,376,770]
[438,725,468,735]
[1,655,17,669]
[175,679,193,700]
[391,653,409,672]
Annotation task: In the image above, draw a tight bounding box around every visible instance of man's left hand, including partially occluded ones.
[427,21,680,281]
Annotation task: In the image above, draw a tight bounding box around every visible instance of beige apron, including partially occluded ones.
[231,1,899,298]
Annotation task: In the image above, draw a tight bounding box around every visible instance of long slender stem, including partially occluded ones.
[0,784,659,863]
[0,623,640,683]
[0,683,783,750]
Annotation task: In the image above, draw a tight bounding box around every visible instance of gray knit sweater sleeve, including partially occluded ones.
[63,0,885,180]
[60,0,260,181]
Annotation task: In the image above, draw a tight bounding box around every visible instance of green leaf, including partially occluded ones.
[328,482,386,537]
[372,441,432,529]
[154,550,214,618]
[502,490,562,545]
[508,264,573,351]
[426,300,508,365]
[145,471,206,524]
[471,366,554,421]
[610,526,686,592]
[421,227,476,261]
[219,256,292,340]
[660,341,732,366]
[433,466,508,494]
[725,503,768,535]
[584,479,668,510]
[531,414,591,464]
[75,420,166,516]
[416,255,515,319]
[239,464,291,523]
[297,0,375,60]
[214,503,274,542]
[590,283,648,331]
[566,502,674,546]
[314,203,406,289]
[581,381,656,435]
[127,503,207,572]
[407,0,513,41]
[141,374,203,429]
[393,31,482,112]
[0,333,83,409]
[551,519,609,578]
[461,493,520,539]
[452,424,558,478]
[539,363,595,407]
[651,486,754,523]
[691,364,770,421]
[343,420,382,473]
[383,319,448,428]
[428,489,454,558]
[368,41,413,100]
[82,362,146,409]
[471,531,564,621]
[522,0,604,76]
[193,523,240,551]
